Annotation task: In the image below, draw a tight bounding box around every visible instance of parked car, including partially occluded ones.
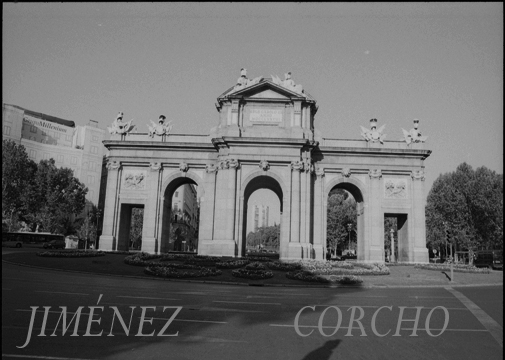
[43,239,66,249]
[473,251,503,270]
[2,239,23,248]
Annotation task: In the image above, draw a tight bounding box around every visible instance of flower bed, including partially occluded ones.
[415,263,490,273]
[216,260,250,269]
[267,262,302,272]
[245,262,267,270]
[37,250,106,258]
[285,271,330,283]
[298,261,389,276]
[231,268,274,280]
[245,256,272,262]
[329,275,364,285]
[124,252,162,266]
[144,265,222,278]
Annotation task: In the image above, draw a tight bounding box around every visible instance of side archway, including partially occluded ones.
[324,177,367,261]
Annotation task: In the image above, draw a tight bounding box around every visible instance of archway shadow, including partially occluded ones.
[302,339,341,360]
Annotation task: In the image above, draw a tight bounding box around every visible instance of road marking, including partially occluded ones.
[117,295,180,301]
[269,324,488,332]
[2,354,92,360]
[409,296,458,299]
[335,295,387,298]
[445,287,503,347]
[150,316,227,324]
[246,295,282,299]
[200,307,265,313]
[213,300,281,305]
[33,291,89,296]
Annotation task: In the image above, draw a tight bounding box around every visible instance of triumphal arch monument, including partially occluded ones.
[99,69,431,263]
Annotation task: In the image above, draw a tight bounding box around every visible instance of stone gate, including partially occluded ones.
[99,70,431,263]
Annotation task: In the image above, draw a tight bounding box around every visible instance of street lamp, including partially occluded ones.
[347,223,352,253]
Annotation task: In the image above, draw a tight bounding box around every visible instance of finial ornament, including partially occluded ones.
[402,119,428,144]
[148,114,173,137]
[233,68,263,91]
[108,112,135,135]
[360,118,387,144]
[271,72,304,95]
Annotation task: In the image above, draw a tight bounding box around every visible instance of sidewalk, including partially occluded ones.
[2,249,503,288]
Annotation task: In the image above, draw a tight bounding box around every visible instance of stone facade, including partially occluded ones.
[99,74,431,263]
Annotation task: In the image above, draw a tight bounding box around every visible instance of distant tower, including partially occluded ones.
[250,204,270,232]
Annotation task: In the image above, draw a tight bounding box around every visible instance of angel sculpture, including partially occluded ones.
[148,115,172,137]
[402,119,427,145]
[108,112,135,135]
[360,118,386,144]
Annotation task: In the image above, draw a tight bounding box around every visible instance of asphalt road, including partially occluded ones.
[2,261,503,360]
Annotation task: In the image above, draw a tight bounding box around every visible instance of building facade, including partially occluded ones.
[250,204,270,232]
[99,71,431,263]
[2,104,106,209]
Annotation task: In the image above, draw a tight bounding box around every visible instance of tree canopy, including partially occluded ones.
[426,162,503,252]
[246,224,280,249]
[2,139,88,234]
[326,189,357,255]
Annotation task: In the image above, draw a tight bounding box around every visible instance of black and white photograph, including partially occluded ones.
[2,3,502,360]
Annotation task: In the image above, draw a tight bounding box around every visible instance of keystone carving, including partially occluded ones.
[259,160,270,171]
[315,167,325,178]
[228,158,239,169]
[179,162,189,172]
[341,168,352,178]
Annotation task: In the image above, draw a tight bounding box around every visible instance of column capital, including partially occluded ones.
[411,170,425,181]
[106,160,121,171]
[149,162,162,171]
[315,167,325,178]
[228,158,239,170]
[205,163,218,173]
[290,160,304,172]
[368,169,382,179]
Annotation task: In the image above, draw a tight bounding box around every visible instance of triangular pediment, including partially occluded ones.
[249,88,290,99]
[221,79,305,100]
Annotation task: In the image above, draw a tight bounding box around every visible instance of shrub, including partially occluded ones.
[37,250,105,258]
[267,262,302,272]
[285,271,330,283]
[415,263,490,274]
[216,260,250,269]
[245,262,267,270]
[231,268,274,280]
[144,265,222,278]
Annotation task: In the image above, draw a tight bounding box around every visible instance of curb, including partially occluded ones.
[3,258,503,289]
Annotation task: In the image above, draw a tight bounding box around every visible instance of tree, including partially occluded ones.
[23,159,88,234]
[246,225,280,249]
[326,189,357,256]
[426,163,503,255]
[2,140,37,231]
[129,207,144,249]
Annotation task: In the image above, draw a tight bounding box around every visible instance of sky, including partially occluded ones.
[3,3,503,228]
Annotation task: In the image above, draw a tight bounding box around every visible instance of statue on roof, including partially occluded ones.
[402,119,428,145]
[108,112,135,135]
[270,72,304,95]
[233,68,263,92]
[148,115,173,137]
[360,118,387,144]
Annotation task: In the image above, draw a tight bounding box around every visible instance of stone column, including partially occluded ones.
[288,160,304,258]
[411,170,429,263]
[197,163,218,255]
[141,162,162,253]
[313,167,325,260]
[367,169,383,263]
[99,161,121,251]
[205,159,237,256]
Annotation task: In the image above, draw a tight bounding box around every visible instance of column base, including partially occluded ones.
[99,235,115,251]
[198,240,236,257]
[141,237,158,254]
[412,248,429,263]
[280,243,303,260]
[312,245,325,260]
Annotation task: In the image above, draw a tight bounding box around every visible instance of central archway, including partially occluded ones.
[239,174,284,257]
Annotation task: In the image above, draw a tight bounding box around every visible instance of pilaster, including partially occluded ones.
[99,161,121,251]
[141,162,162,253]
[411,170,429,263]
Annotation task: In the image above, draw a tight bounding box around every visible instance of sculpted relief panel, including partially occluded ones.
[384,178,407,199]
[123,170,146,190]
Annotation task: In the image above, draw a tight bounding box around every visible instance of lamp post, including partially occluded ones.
[390,228,395,263]
[347,223,352,253]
